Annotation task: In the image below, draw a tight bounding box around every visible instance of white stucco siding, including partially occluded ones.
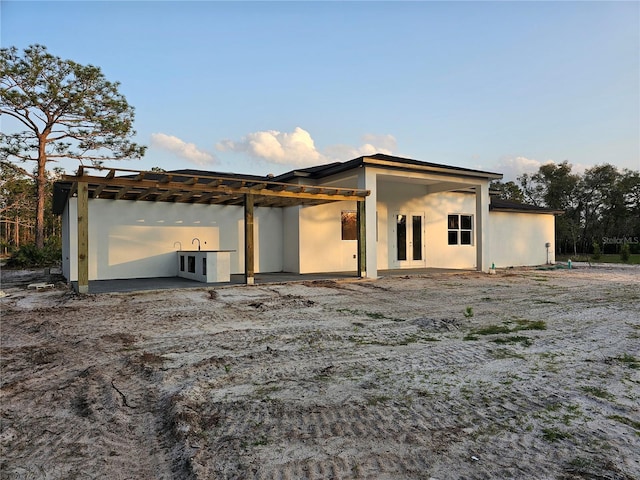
[61,203,71,280]
[298,201,359,274]
[377,183,478,269]
[424,192,478,269]
[64,198,283,281]
[489,212,555,267]
[283,206,300,272]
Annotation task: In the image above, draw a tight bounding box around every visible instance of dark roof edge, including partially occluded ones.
[490,198,564,215]
[275,154,503,181]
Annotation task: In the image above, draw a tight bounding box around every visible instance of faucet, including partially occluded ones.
[192,238,201,251]
[173,241,182,250]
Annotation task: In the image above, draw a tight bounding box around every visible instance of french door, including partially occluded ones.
[393,212,425,267]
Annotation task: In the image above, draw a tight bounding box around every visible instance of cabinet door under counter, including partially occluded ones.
[177,250,234,283]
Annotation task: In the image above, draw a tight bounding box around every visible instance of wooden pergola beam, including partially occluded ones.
[63,174,368,204]
[115,186,132,200]
[137,187,158,200]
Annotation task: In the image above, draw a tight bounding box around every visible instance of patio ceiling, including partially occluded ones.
[57,165,370,210]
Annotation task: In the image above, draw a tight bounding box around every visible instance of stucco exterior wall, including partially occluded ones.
[283,206,300,273]
[298,201,359,274]
[63,198,283,281]
[293,186,485,273]
[61,203,71,280]
[424,192,479,269]
[489,211,556,267]
[377,183,479,269]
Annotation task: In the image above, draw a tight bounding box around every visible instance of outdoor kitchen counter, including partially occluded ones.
[177,250,234,283]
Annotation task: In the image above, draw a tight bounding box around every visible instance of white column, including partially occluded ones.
[358,167,378,278]
[475,183,491,272]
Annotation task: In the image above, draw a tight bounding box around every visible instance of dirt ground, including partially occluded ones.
[1,265,639,480]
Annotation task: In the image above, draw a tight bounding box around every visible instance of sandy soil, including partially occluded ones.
[1,266,639,480]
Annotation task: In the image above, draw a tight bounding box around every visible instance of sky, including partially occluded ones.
[1,0,639,181]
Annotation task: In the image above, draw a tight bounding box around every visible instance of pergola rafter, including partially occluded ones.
[60,166,368,208]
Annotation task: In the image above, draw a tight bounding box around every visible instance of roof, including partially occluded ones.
[52,166,369,215]
[52,154,509,214]
[273,154,503,182]
[490,197,563,215]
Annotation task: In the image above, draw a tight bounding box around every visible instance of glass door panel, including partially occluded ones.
[396,214,407,261]
[412,215,422,261]
[393,212,425,267]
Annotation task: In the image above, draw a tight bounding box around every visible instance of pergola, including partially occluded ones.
[57,166,371,293]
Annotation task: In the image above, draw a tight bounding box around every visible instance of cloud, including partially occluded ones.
[493,156,551,182]
[151,133,216,166]
[217,127,397,167]
[493,156,591,182]
[217,127,325,167]
[325,134,397,160]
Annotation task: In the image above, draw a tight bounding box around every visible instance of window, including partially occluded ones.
[448,214,473,245]
[341,211,357,240]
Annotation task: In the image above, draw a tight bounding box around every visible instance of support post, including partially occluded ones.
[357,200,366,277]
[475,183,490,272]
[77,182,89,293]
[357,167,377,278]
[244,193,255,285]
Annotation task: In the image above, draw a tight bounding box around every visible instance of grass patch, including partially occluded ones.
[607,414,640,433]
[616,353,639,369]
[492,336,532,347]
[489,348,526,360]
[466,320,545,345]
[581,385,615,401]
[513,319,547,331]
[366,394,391,406]
[254,385,280,397]
[473,324,511,335]
[542,427,572,442]
[349,332,439,346]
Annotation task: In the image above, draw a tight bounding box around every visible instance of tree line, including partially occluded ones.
[491,161,640,256]
[1,45,638,261]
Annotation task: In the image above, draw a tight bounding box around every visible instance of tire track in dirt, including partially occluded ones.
[1,299,177,480]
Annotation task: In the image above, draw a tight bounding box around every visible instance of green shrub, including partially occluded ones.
[6,238,61,268]
[620,243,631,263]
[591,242,601,260]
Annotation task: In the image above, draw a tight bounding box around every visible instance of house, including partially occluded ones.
[53,154,561,293]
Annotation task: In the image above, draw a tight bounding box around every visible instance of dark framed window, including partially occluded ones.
[341,211,357,240]
[448,214,473,245]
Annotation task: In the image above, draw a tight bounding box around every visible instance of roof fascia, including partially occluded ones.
[362,156,503,180]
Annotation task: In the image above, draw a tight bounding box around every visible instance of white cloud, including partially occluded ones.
[493,156,590,182]
[361,133,397,153]
[217,127,397,167]
[217,127,324,167]
[493,156,551,182]
[151,133,216,166]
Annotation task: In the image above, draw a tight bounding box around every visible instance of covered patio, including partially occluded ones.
[55,166,371,294]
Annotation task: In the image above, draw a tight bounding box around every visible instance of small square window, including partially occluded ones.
[341,211,357,240]
[448,214,473,246]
